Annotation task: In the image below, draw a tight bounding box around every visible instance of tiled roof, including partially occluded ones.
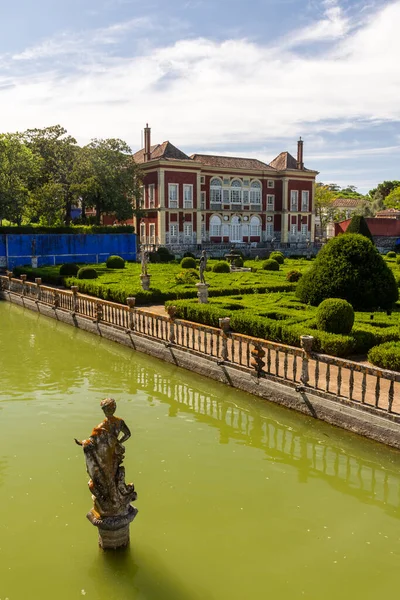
[190,153,274,170]
[269,151,298,170]
[332,198,362,208]
[375,208,400,218]
[133,141,190,164]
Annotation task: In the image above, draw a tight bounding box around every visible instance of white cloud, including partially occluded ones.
[0,0,400,171]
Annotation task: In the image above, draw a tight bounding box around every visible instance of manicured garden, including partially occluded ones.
[11,235,400,365]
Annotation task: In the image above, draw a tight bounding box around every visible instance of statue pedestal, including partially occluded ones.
[87,505,138,550]
[140,275,151,291]
[196,282,209,304]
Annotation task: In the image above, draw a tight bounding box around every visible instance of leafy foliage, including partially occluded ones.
[316,298,354,334]
[77,267,98,280]
[386,251,396,259]
[212,261,230,273]
[149,247,175,263]
[368,342,400,371]
[269,251,284,264]
[262,259,280,271]
[106,255,125,269]
[296,234,398,310]
[59,263,79,277]
[345,215,373,241]
[286,270,302,282]
[180,257,197,269]
[175,269,198,285]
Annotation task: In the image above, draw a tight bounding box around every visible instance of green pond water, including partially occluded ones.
[1,302,400,600]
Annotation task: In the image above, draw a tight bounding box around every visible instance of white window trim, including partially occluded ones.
[168,183,179,208]
[267,180,275,189]
[301,190,309,211]
[200,175,205,185]
[169,223,178,237]
[290,190,298,211]
[301,223,308,236]
[267,194,275,211]
[183,184,193,209]
[184,222,193,237]
[200,191,206,210]
[149,223,155,243]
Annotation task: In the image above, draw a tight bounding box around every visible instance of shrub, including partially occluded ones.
[269,251,284,264]
[386,251,396,259]
[345,215,373,241]
[183,251,196,259]
[155,247,175,263]
[59,263,79,277]
[77,267,98,280]
[175,269,198,285]
[180,256,197,269]
[262,259,280,271]
[296,234,398,310]
[286,270,302,282]
[234,256,244,267]
[106,255,125,269]
[212,261,230,273]
[396,256,400,265]
[316,298,355,334]
[368,342,400,371]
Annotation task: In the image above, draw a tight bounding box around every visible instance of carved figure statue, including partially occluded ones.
[199,250,207,284]
[140,249,149,276]
[75,398,137,518]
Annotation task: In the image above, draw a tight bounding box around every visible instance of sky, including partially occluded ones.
[1,0,399,193]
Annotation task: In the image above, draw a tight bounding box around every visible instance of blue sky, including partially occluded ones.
[1,0,399,193]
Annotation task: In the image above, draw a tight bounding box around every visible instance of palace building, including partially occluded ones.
[133,125,318,250]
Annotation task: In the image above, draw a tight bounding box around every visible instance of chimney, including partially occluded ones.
[144,123,151,162]
[297,137,304,170]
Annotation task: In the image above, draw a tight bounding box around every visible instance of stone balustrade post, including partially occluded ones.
[126,297,136,330]
[20,274,27,296]
[167,305,177,344]
[95,302,103,323]
[251,342,266,378]
[300,335,314,386]
[6,271,12,291]
[35,278,42,302]
[53,291,60,309]
[219,317,231,362]
[71,286,79,314]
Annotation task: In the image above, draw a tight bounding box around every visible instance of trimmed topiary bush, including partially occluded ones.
[316,298,355,335]
[345,215,373,241]
[175,269,198,285]
[212,261,230,273]
[386,251,396,259]
[286,270,302,282]
[106,255,125,269]
[77,267,98,280]
[183,251,196,259]
[368,341,400,371]
[296,234,398,310]
[234,256,244,267]
[180,256,196,269]
[269,251,284,264]
[396,256,400,265]
[262,259,280,271]
[59,263,79,277]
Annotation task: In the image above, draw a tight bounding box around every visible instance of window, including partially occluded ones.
[267,194,275,211]
[250,181,261,205]
[149,223,155,244]
[210,215,222,237]
[267,180,275,189]
[301,191,309,211]
[210,178,222,204]
[201,223,206,240]
[301,224,308,237]
[149,184,155,207]
[140,223,146,242]
[200,191,206,210]
[242,190,249,204]
[290,190,298,211]
[291,224,297,236]
[184,223,193,237]
[250,216,261,237]
[223,189,230,203]
[170,223,178,238]
[200,175,205,185]
[183,184,193,208]
[230,179,242,204]
[169,184,178,208]
[266,222,273,238]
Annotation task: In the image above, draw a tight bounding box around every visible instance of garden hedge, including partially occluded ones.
[59,263,79,277]
[262,259,280,271]
[368,342,400,371]
[180,257,197,269]
[316,298,354,334]
[106,255,125,269]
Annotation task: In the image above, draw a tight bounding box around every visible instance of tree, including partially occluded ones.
[72,138,142,225]
[24,182,65,226]
[345,215,373,241]
[383,186,400,210]
[296,234,398,310]
[368,180,400,202]
[22,125,80,224]
[0,133,41,225]
[314,184,337,236]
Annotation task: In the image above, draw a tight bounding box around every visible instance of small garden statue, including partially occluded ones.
[74,398,138,549]
[199,250,207,284]
[140,248,149,276]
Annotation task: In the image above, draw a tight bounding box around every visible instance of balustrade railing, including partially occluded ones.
[1,274,399,418]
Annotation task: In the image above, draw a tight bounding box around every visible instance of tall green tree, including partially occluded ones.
[314,183,337,236]
[383,185,400,210]
[0,133,41,225]
[22,125,80,224]
[72,138,142,225]
[368,180,400,202]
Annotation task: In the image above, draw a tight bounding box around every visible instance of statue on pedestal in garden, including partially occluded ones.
[74,398,138,549]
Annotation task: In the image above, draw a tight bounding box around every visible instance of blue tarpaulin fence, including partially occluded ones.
[0,233,136,269]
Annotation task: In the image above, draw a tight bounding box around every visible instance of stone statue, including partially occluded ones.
[75,398,138,548]
[199,250,207,284]
[140,248,149,276]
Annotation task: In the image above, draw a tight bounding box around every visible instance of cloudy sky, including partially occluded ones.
[1,0,399,192]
